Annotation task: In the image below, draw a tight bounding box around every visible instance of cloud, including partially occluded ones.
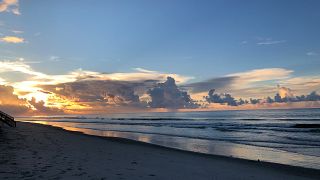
[256,38,286,45]
[228,68,292,85]
[205,89,238,106]
[49,56,61,62]
[42,80,143,106]
[182,77,236,93]
[184,68,293,96]
[39,77,199,111]
[241,40,248,44]
[306,51,318,56]
[0,85,29,115]
[277,85,294,98]
[1,36,24,43]
[0,60,47,81]
[134,67,157,73]
[279,76,320,95]
[0,104,29,115]
[148,77,199,109]
[0,77,6,84]
[226,68,293,97]
[1,60,319,112]
[0,61,193,111]
[0,84,64,115]
[28,97,63,114]
[274,91,320,103]
[0,0,20,15]
[183,67,315,102]
[180,68,296,102]
[272,85,320,103]
[12,30,23,34]
[0,84,26,105]
[204,85,320,108]
[0,61,191,87]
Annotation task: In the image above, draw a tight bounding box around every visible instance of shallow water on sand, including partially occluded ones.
[18,108,320,170]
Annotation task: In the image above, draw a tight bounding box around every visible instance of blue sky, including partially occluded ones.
[1,0,319,79]
[0,0,320,114]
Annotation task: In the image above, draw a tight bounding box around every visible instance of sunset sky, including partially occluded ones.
[0,0,320,115]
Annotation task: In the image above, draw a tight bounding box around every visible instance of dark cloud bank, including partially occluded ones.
[39,76,320,110]
[43,80,142,106]
[1,77,320,115]
[43,77,199,109]
[205,89,320,106]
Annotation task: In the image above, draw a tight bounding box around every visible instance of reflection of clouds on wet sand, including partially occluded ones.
[19,120,320,170]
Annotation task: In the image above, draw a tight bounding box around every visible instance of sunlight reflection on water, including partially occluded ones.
[21,120,320,170]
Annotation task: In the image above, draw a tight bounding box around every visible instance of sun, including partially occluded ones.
[24,91,50,103]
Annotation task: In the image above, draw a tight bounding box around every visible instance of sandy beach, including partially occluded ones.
[0,122,319,180]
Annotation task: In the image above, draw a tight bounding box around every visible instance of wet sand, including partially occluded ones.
[0,122,319,180]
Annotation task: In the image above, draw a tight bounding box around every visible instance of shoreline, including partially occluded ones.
[19,119,320,170]
[1,122,319,179]
[25,122,320,172]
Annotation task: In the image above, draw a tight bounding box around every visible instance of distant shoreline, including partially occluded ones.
[0,121,319,179]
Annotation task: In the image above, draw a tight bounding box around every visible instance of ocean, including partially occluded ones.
[18,108,320,170]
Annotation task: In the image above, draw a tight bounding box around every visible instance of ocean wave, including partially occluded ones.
[292,124,320,128]
[73,126,320,147]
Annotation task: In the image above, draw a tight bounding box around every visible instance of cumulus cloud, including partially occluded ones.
[273,85,320,103]
[0,0,20,15]
[0,61,192,99]
[1,59,319,112]
[205,89,239,106]
[0,85,29,115]
[204,84,320,107]
[148,77,199,109]
[277,85,294,98]
[249,98,261,104]
[41,77,197,110]
[303,92,320,101]
[1,36,24,43]
[0,84,26,105]
[28,97,63,114]
[0,61,195,112]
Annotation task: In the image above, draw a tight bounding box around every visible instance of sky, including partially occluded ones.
[0,0,320,115]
